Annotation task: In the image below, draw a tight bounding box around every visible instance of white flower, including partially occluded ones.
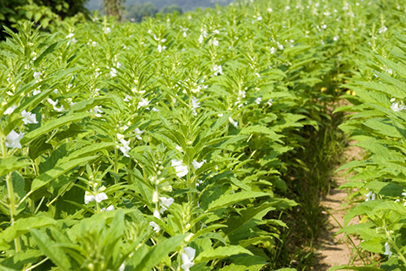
[333,35,339,41]
[213,65,223,76]
[101,205,115,211]
[172,159,188,178]
[159,197,174,214]
[33,89,41,96]
[118,134,131,157]
[110,67,117,77]
[257,16,262,21]
[137,98,150,109]
[181,247,196,271]
[384,242,392,258]
[198,35,204,43]
[21,110,38,124]
[4,104,16,115]
[134,128,144,140]
[152,191,159,203]
[267,99,273,106]
[66,33,74,39]
[157,44,167,53]
[84,194,95,204]
[365,191,376,201]
[192,160,206,170]
[118,263,125,271]
[47,98,65,112]
[391,102,405,112]
[212,39,219,46]
[278,44,284,50]
[67,38,77,46]
[267,8,273,12]
[33,72,41,79]
[149,221,160,232]
[95,192,108,202]
[191,97,200,116]
[218,113,223,117]
[378,26,387,34]
[5,130,24,149]
[94,106,103,117]
[152,107,159,112]
[153,209,161,219]
[124,95,132,102]
[255,97,262,104]
[176,145,183,152]
[104,27,111,34]
[228,117,238,128]
[92,41,97,47]
[270,47,276,54]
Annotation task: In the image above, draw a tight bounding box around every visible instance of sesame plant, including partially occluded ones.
[0,0,405,270]
[334,20,406,270]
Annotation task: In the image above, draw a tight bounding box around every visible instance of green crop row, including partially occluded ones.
[0,0,404,270]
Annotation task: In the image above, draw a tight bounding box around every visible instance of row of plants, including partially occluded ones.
[335,18,406,271]
[0,0,405,270]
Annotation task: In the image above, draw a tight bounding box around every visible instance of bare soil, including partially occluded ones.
[312,141,365,270]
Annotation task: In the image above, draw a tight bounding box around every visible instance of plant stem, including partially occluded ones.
[6,173,21,252]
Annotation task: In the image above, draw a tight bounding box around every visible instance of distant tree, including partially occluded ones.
[127,2,158,22]
[159,4,183,15]
[0,0,89,39]
[103,0,125,20]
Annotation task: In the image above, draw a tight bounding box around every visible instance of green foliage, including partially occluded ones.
[127,2,158,23]
[159,4,183,16]
[0,0,404,270]
[0,0,89,40]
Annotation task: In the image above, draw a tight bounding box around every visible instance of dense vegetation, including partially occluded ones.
[0,0,405,270]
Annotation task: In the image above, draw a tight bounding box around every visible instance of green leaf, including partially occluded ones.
[195,245,253,263]
[0,157,30,177]
[21,113,93,146]
[207,191,270,211]
[31,156,97,192]
[30,229,71,271]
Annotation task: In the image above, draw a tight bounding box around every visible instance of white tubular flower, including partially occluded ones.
[33,72,41,79]
[181,247,196,271]
[270,47,276,54]
[176,145,183,152]
[384,242,392,258]
[192,159,206,170]
[92,41,97,47]
[257,16,262,21]
[66,33,74,39]
[391,102,405,112]
[365,191,376,201]
[153,210,161,219]
[137,98,150,109]
[152,191,159,203]
[198,35,204,43]
[159,197,174,214]
[101,205,115,211]
[124,95,132,102]
[228,117,238,128]
[94,106,103,117]
[110,67,117,77]
[5,130,24,149]
[191,97,200,116]
[84,193,95,204]
[4,105,16,115]
[33,89,41,96]
[134,128,144,140]
[171,159,188,178]
[255,97,262,104]
[212,39,219,46]
[278,44,284,50]
[47,98,65,112]
[213,65,223,76]
[104,27,111,34]
[21,110,38,124]
[157,44,167,53]
[118,263,125,271]
[267,99,273,106]
[95,192,108,203]
[149,221,160,232]
[118,137,131,157]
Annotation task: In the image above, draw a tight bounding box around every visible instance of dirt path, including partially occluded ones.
[312,141,364,270]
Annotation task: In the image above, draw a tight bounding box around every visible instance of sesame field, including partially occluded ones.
[1,0,406,270]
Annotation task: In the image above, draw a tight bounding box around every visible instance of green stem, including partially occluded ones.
[385,227,406,264]
[187,170,197,234]
[6,173,21,252]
